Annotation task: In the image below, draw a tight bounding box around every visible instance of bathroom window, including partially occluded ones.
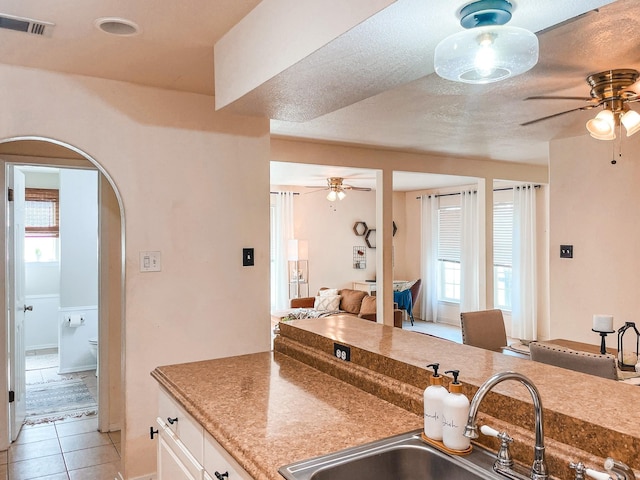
[24,188,60,262]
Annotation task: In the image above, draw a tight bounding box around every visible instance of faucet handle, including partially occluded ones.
[570,462,613,480]
[480,424,513,468]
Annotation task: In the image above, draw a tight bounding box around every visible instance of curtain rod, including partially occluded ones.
[270,191,300,195]
[416,184,540,200]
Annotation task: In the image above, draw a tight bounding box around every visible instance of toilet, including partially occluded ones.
[88,337,98,361]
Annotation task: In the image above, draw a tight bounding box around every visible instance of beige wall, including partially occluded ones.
[549,133,640,346]
[0,64,271,478]
[100,174,123,432]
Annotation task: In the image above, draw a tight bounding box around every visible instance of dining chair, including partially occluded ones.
[408,279,422,326]
[460,309,508,352]
[529,342,618,380]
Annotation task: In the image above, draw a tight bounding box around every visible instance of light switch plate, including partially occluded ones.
[140,251,161,272]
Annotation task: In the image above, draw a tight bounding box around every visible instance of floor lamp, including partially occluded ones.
[288,239,308,299]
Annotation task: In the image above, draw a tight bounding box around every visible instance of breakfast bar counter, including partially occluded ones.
[152,316,640,480]
[152,351,422,480]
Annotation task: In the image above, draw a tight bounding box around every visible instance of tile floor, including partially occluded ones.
[0,350,122,480]
[0,416,121,480]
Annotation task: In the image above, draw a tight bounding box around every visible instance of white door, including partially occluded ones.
[8,166,27,441]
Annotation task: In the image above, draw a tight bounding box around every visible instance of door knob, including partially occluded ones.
[22,305,33,312]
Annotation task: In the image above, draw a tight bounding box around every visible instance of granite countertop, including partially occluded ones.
[153,316,640,480]
[152,351,422,480]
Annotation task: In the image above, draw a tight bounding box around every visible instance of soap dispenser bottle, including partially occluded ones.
[423,363,448,441]
[442,370,471,451]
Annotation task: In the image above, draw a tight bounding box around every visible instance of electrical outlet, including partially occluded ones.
[560,245,573,259]
[333,343,351,362]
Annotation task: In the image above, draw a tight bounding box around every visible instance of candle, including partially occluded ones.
[593,314,613,332]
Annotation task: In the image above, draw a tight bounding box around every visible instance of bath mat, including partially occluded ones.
[25,378,97,424]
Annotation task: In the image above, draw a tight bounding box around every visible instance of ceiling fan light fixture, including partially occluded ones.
[434,0,538,84]
[621,109,640,137]
[337,190,346,201]
[586,109,616,140]
[326,190,338,202]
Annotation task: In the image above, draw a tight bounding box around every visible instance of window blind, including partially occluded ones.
[438,206,460,262]
[493,202,513,267]
[25,188,59,238]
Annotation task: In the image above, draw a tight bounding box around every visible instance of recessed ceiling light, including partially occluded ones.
[95,17,140,36]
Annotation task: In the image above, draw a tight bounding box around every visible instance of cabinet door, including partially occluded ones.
[157,419,203,480]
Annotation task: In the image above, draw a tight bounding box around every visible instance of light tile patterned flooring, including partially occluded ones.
[0,351,122,479]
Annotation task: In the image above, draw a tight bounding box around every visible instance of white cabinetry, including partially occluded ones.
[157,419,203,480]
[157,388,252,480]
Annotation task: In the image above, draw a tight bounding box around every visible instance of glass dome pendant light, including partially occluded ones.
[434,0,539,84]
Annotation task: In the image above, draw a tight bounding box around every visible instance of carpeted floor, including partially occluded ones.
[26,378,97,424]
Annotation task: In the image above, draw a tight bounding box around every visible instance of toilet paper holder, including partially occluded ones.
[64,314,85,327]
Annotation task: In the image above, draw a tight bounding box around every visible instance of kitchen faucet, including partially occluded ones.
[605,458,636,480]
[463,371,548,480]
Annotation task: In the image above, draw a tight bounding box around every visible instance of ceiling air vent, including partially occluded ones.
[0,13,54,37]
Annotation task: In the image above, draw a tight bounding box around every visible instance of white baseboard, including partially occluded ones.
[25,343,58,351]
[58,364,97,374]
[127,474,156,480]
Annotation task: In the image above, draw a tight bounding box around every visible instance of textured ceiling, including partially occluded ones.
[0,0,636,188]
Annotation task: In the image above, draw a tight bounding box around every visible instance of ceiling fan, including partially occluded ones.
[305,177,372,201]
[521,69,640,140]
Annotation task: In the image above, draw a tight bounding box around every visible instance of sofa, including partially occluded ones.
[290,288,403,328]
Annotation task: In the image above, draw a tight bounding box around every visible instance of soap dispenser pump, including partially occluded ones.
[442,370,471,451]
[423,363,448,441]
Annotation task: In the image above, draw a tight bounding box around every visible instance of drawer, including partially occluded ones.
[158,388,204,465]
[204,431,252,480]
[157,418,203,480]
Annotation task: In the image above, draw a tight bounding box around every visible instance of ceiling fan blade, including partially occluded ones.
[344,185,372,191]
[520,104,598,126]
[525,95,594,101]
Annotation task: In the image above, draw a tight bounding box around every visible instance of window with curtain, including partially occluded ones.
[436,199,515,307]
[438,206,461,302]
[493,202,513,310]
[24,188,60,262]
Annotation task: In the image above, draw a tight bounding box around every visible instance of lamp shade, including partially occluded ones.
[337,190,346,200]
[586,109,616,140]
[434,25,538,84]
[287,239,308,261]
[621,109,640,137]
[326,190,337,202]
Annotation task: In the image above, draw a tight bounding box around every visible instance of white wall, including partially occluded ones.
[60,169,98,308]
[549,133,640,346]
[57,169,99,373]
[0,64,271,478]
[25,262,60,296]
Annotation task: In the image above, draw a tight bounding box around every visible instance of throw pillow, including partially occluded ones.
[319,288,339,296]
[397,280,416,292]
[359,295,377,316]
[314,295,341,311]
[339,289,367,314]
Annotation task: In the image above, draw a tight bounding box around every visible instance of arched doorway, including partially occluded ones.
[0,137,125,477]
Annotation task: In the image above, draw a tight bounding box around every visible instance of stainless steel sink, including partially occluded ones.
[279,430,505,480]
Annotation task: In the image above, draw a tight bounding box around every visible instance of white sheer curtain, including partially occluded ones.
[459,190,480,312]
[511,185,537,341]
[420,195,439,322]
[272,192,295,310]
